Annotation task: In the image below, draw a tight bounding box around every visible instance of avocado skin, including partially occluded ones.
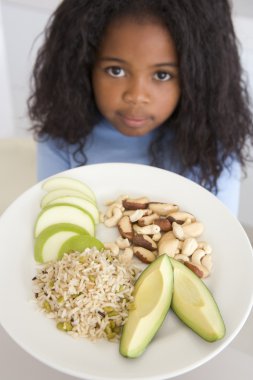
[119,255,173,358]
[170,258,226,342]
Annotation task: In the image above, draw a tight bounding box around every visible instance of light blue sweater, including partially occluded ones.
[37,119,241,215]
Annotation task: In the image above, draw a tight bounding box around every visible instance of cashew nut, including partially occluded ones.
[102,193,213,275]
[133,224,160,235]
[152,233,162,241]
[174,253,190,262]
[129,209,149,222]
[158,233,180,257]
[103,242,120,256]
[104,207,123,227]
[119,247,134,264]
[172,222,185,241]
[106,203,124,218]
[201,254,213,272]
[138,213,159,226]
[182,222,204,238]
[190,249,210,278]
[197,241,212,254]
[191,249,206,265]
[181,237,198,256]
[182,218,193,226]
[116,236,130,249]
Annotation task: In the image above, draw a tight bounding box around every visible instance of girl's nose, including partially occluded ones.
[122,78,150,105]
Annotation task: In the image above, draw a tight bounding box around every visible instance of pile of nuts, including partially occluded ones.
[100,195,213,278]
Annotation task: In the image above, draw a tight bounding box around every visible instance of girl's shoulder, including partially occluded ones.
[37,135,71,181]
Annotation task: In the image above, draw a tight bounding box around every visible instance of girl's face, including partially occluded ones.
[92,17,180,136]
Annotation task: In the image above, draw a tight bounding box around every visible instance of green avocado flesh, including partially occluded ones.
[119,254,173,358]
[170,258,225,342]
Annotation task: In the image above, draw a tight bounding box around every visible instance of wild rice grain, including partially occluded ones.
[32,247,140,342]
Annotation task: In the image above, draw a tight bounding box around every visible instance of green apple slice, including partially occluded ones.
[170,258,226,342]
[34,224,89,263]
[34,204,95,238]
[42,176,96,203]
[41,188,96,208]
[57,234,104,259]
[120,254,173,358]
[47,196,99,224]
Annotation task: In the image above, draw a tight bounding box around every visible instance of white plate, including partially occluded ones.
[0,163,253,380]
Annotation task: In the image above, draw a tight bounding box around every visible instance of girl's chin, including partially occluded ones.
[114,125,152,137]
[111,118,157,137]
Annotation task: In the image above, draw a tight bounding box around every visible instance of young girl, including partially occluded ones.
[28,0,253,216]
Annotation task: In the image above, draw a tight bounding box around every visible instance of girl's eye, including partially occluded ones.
[154,71,172,81]
[106,67,125,78]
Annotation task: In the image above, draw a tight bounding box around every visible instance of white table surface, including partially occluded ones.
[1,307,252,380]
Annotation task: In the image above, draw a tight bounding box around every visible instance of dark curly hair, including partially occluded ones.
[28,0,253,192]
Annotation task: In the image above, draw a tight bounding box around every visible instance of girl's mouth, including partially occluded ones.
[118,114,151,128]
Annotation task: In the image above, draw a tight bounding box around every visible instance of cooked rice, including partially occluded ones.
[32,247,141,341]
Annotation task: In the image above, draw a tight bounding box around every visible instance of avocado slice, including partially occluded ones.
[120,254,173,358]
[170,258,226,342]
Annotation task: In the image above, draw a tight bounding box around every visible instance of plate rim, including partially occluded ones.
[1,162,253,380]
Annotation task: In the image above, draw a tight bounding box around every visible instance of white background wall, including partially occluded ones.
[0,0,253,238]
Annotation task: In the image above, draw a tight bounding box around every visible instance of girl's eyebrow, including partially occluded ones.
[153,62,178,68]
[98,56,178,67]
